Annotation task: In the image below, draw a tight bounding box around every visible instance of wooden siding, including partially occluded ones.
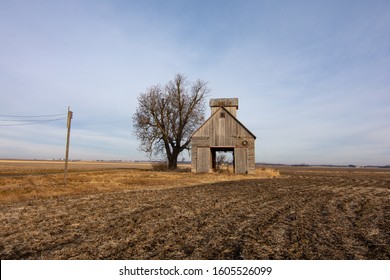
[210,98,238,117]
[191,106,256,174]
[235,148,248,173]
[211,106,237,117]
[196,147,211,173]
[194,107,254,146]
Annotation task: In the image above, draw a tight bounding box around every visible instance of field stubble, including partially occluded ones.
[0,161,389,259]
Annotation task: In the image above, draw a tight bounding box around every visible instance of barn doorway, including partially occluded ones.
[211,147,234,173]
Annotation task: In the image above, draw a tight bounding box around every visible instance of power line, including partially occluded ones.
[0,118,63,122]
[0,117,66,126]
[0,113,67,118]
[0,112,68,126]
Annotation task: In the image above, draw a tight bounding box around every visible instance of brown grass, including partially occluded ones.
[0,161,389,260]
[0,160,279,203]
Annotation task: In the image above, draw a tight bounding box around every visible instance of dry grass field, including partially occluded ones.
[0,160,389,260]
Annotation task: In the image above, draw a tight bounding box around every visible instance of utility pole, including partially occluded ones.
[64,106,73,185]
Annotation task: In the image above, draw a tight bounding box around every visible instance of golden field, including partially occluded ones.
[0,160,279,203]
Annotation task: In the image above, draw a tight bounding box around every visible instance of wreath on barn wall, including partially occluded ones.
[242,140,248,146]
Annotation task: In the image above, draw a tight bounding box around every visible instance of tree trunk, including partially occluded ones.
[168,155,178,170]
[167,149,179,170]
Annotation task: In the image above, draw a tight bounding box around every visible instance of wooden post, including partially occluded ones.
[64,106,73,185]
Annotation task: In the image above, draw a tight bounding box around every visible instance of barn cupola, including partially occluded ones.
[210,98,238,117]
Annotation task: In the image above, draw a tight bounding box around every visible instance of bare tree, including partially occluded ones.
[133,74,209,169]
[215,153,227,172]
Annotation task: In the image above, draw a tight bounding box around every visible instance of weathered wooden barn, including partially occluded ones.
[191,98,256,174]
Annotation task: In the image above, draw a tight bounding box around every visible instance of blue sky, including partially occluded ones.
[1,0,389,165]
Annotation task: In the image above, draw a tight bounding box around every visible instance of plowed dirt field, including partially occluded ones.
[0,164,389,259]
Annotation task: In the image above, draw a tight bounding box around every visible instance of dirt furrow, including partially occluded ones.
[1,169,389,259]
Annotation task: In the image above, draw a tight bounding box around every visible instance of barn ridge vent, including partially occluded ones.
[209,98,238,117]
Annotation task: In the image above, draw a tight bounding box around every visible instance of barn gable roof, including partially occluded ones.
[192,106,257,139]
